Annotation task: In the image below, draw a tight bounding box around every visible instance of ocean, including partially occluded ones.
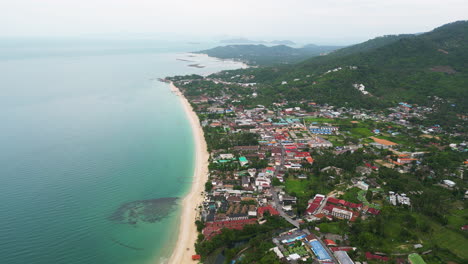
[0,39,245,264]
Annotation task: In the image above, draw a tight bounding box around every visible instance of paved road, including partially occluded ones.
[270,144,301,228]
[270,143,337,263]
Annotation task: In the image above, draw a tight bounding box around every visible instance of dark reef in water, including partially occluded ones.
[108,197,178,226]
[109,237,144,251]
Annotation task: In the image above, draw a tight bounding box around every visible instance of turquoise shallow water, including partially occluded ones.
[0,42,244,264]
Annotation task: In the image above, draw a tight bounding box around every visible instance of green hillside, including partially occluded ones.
[196,44,343,65]
[217,21,468,112]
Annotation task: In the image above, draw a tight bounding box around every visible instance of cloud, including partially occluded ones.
[1,0,466,43]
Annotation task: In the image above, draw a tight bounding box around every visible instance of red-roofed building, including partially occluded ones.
[257,206,279,217]
[324,239,337,246]
[306,194,325,215]
[330,247,354,252]
[327,197,362,210]
[368,208,381,215]
[366,252,389,261]
[203,218,258,240]
[284,145,298,150]
[365,163,379,170]
[326,197,341,205]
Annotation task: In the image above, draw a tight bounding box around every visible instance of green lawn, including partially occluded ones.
[317,222,343,234]
[341,187,361,203]
[350,127,373,138]
[284,176,332,199]
[324,135,345,146]
[430,222,468,259]
[304,117,336,124]
[357,190,381,209]
[285,178,309,197]
[447,208,468,229]
[408,253,426,264]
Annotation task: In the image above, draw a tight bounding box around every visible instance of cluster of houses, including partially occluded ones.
[305,194,380,222]
[167,76,462,264]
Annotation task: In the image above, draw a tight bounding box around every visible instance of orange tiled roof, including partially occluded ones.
[370,137,398,146]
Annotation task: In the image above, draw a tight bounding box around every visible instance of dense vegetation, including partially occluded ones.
[209,21,468,113]
[197,44,343,65]
[196,215,293,263]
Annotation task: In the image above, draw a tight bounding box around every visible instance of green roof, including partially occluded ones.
[408,253,426,264]
[239,156,248,162]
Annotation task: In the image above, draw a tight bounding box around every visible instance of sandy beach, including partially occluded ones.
[166,82,209,264]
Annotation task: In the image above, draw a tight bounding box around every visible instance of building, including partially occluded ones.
[239,156,249,166]
[331,207,354,220]
[356,181,369,191]
[306,194,325,215]
[443,179,456,188]
[369,137,398,149]
[308,240,332,261]
[335,251,354,264]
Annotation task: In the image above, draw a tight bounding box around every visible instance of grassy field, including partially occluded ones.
[357,189,382,209]
[447,207,468,229]
[341,187,361,203]
[284,176,332,199]
[429,221,468,259]
[324,135,345,146]
[303,117,336,124]
[317,222,343,234]
[349,127,373,138]
[285,178,309,198]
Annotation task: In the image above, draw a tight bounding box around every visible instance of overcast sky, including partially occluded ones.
[1,0,466,44]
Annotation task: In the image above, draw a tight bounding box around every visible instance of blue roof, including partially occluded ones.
[399,102,412,108]
[309,129,332,135]
[309,241,331,260]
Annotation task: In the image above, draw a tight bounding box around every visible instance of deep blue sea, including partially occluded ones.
[0,39,245,264]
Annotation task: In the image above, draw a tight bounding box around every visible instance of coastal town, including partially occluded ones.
[164,69,467,264]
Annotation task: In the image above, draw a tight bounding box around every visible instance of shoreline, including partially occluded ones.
[166,82,209,264]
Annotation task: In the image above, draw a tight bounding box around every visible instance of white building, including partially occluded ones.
[443,180,456,188]
[356,181,369,191]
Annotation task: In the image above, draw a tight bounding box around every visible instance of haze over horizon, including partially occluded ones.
[1,0,467,45]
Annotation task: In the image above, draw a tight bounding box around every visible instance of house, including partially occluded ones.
[321,166,344,175]
[443,179,456,188]
[232,145,260,152]
[397,157,418,164]
[334,251,354,264]
[242,176,250,188]
[366,252,389,262]
[356,166,372,175]
[324,239,337,246]
[257,206,279,217]
[306,194,325,215]
[248,205,257,217]
[370,137,398,149]
[219,153,235,159]
[356,181,369,191]
[239,156,249,166]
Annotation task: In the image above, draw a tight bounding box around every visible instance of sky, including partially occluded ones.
[1,0,467,44]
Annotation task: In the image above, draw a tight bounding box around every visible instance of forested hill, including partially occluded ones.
[196,44,343,65]
[216,21,468,113]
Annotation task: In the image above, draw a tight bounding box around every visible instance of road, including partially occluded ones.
[270,143,301,228]
[270,143,338,263]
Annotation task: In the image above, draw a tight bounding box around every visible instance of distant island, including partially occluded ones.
[220,38,296,45]
[196,44,344,65]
